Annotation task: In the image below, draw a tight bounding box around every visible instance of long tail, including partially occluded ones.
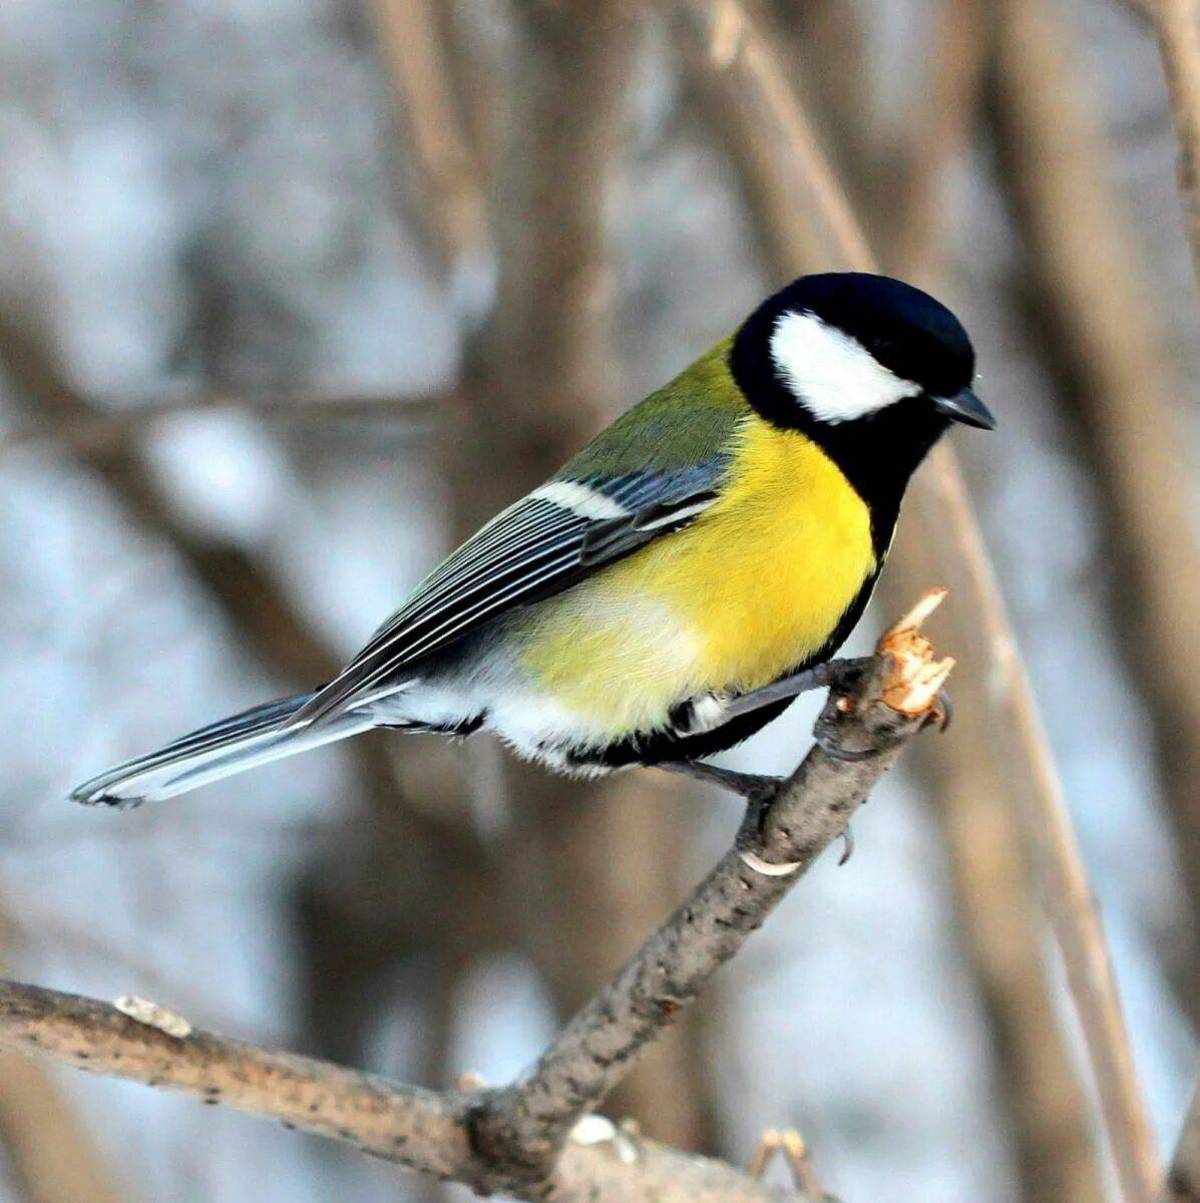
[69,691,376,809]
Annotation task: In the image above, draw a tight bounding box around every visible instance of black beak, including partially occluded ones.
[934,386,996,430]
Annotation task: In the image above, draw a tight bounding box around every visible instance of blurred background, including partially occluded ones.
[1,0,1198,1200]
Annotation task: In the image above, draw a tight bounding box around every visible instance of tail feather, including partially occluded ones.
[69,691,375,809]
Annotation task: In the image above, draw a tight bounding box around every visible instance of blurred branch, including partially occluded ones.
[0,1051,126,1203]
[672,3,1158,1200]
[888,0,991,282]
[1151,0,1200,289]
[991,0,1200,1030]
[914,362,1160,1203]
[454,0,718,1152]
[0,606,947,1202]
[678,2,839,273]
[0,387,447,462]
[371,0,487,268]
[1166,1079,1200,1201]
[672,0,872,275]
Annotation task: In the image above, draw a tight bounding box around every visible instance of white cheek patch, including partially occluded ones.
[769,310,922,423]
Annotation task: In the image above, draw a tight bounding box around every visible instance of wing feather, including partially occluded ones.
[288,459,736,729]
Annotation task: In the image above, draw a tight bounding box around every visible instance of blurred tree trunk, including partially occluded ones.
[447,0,718,1152]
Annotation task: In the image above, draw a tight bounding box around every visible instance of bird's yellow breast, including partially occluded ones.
[518,417,876,738]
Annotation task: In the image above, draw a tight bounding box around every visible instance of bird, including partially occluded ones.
[70,272,994,811]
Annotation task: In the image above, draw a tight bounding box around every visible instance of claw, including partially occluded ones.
[837,825,854,866]
[921,688,953,733]
[814,729,884,763]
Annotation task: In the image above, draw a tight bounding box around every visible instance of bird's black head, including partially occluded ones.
[730,273,993,535]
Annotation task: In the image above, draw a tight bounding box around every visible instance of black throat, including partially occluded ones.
[728,328,949,556]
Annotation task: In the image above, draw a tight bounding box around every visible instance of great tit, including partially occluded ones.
[71,272,993,809]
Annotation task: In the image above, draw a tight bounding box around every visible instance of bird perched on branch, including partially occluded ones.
[71,272,993,809]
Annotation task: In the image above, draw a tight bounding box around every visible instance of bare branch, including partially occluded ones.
[889,0,991,281]
[673,3,1158,1200]
[1166,1079,1200,1202]
[0,599,952,1201]
[0,979,785,1203]
[671,0,872,274]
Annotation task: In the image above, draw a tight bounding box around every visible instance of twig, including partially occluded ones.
[672,3,1158,1200]
[1151,0,1200,290]
[468,596,952,1187]
[0,597,950,1200]
[1165,1078,1200,1201]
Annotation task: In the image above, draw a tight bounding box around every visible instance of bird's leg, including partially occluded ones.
[657,759,782,798]
[716,656,875,723]
[657,657,890,867]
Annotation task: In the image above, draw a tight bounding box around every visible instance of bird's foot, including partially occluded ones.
[661,760,854,870]
[925,687,953,732]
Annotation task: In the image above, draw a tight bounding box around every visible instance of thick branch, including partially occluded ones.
[0,980,787,1203]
